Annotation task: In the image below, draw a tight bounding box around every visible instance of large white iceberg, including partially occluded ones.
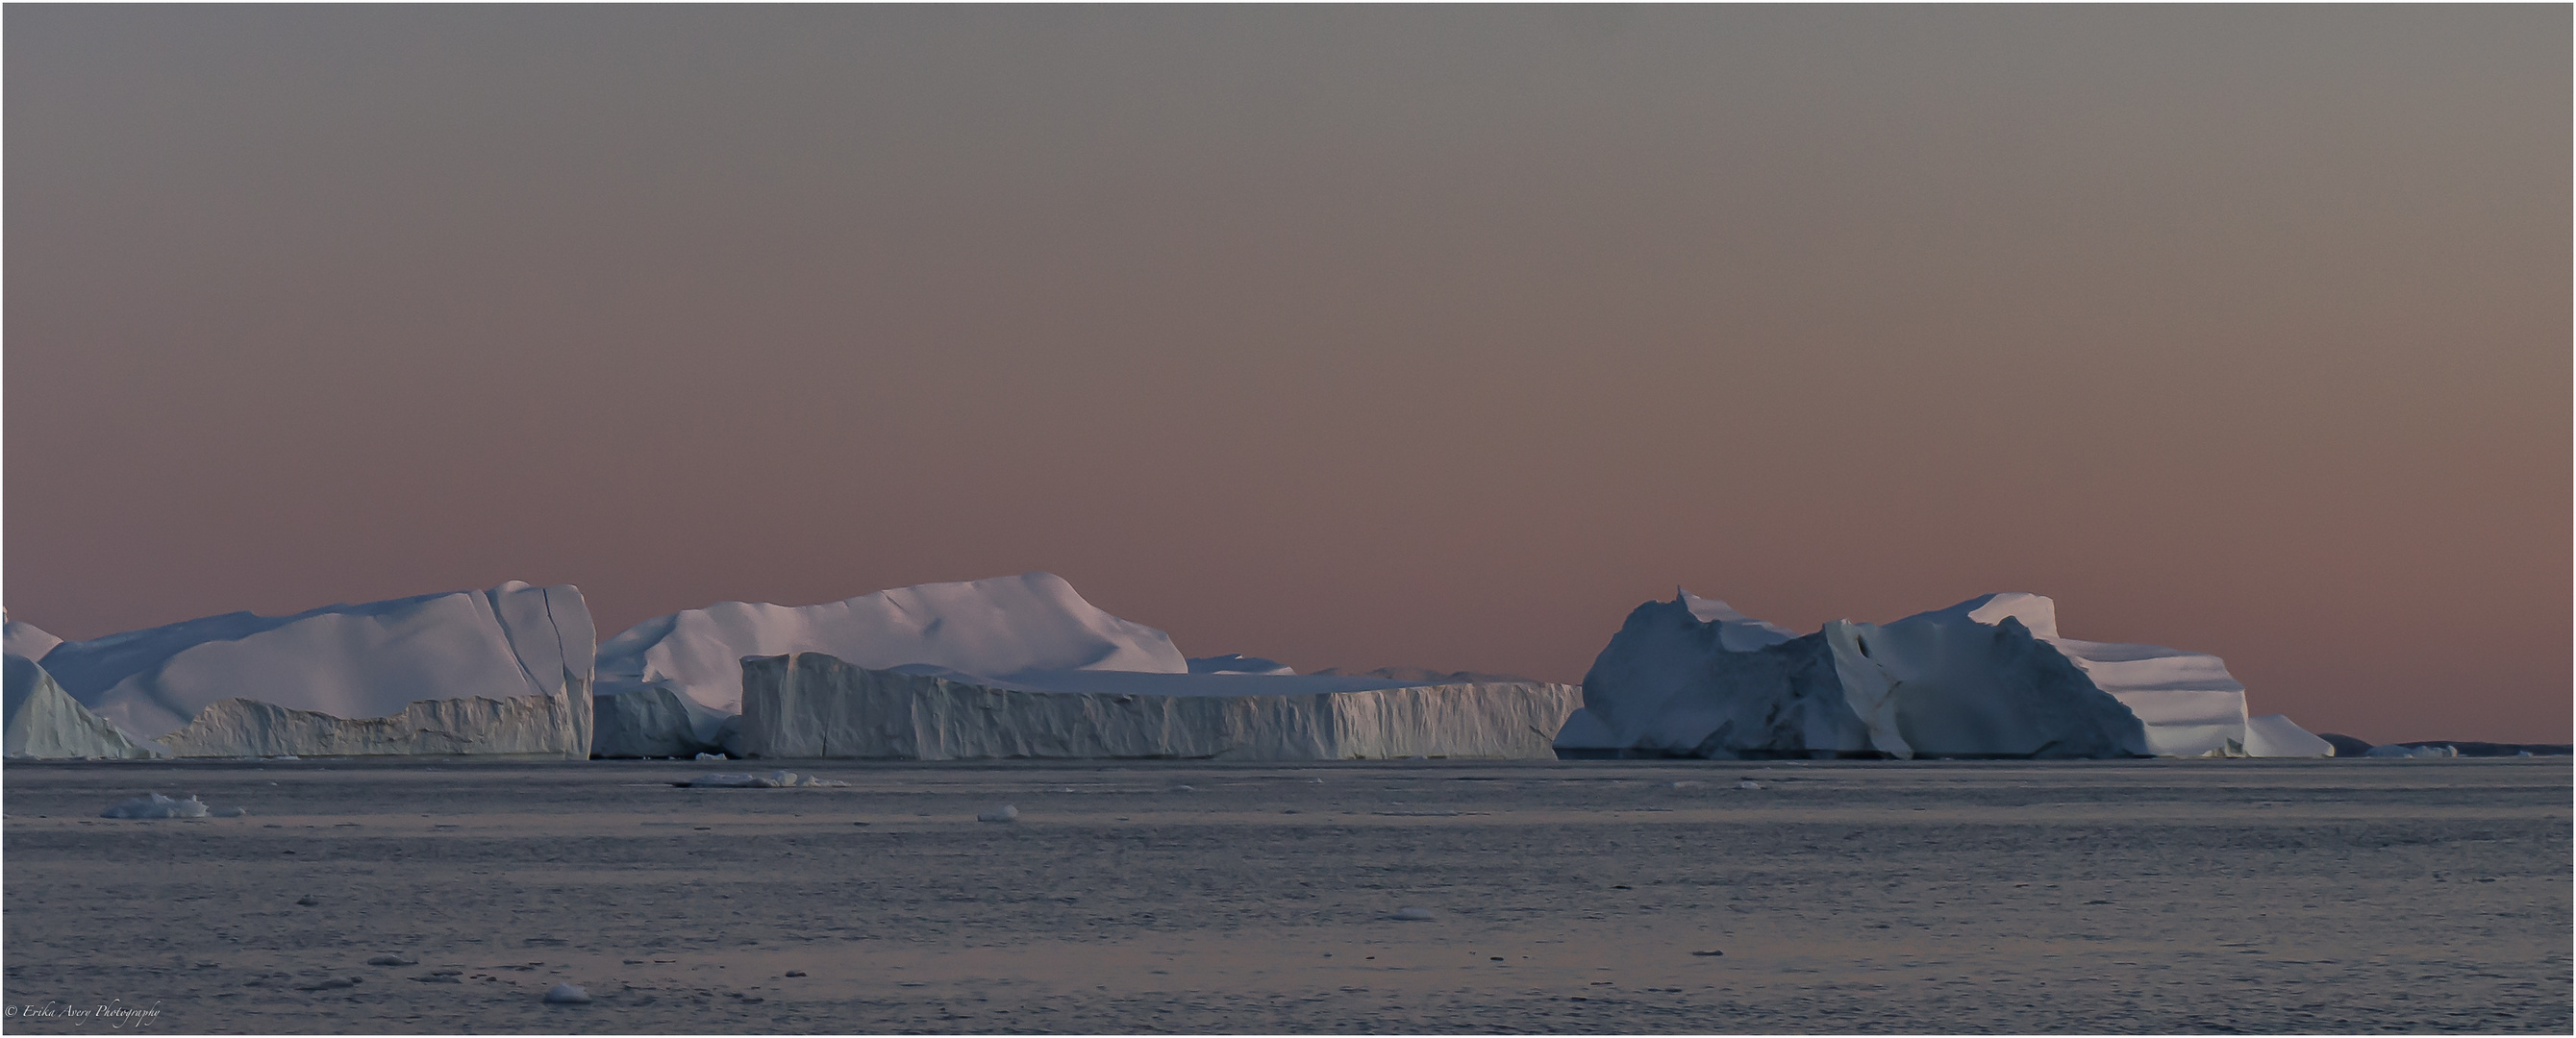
[1560,589,2314,760]
[733,653,1582,760]
[590,572,1188,757]
[23,581,593,758]
[6,621,165,760]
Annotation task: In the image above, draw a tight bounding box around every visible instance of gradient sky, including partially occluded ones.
[7,6,2566,743]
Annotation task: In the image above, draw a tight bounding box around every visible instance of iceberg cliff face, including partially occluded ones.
[735,653,1582,761]
[6,653,165,759]
[1562,589,2305,759]
[26,582,593,759]
[591,572,1187,757]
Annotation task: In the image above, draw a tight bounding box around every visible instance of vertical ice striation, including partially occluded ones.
[590,572,1188,757]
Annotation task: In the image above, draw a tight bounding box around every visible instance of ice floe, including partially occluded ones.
[678,770,847,788]
[101,793,245,819]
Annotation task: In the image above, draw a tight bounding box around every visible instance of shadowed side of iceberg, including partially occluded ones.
[1563,594,1873,759]
[733,653,1582,761]
[1563,589,2172,760]
[5,653,166,759]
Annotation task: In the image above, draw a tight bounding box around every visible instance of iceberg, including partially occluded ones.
[2243,713,2334,757]
[1563,589,2312,760]
[733,652,1583,760]
[7,644,166,760]
[26,581,593,759]
[590,572,1188,757]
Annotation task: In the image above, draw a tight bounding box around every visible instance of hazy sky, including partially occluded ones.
[7,6,2565,743]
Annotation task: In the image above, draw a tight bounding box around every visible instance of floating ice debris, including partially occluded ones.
[1169,784,1195,793]
[695,752,727,761]
[365,955,418,967]
[679,770,848,788]
[296,895,320,906]
[1736,780,1763,790]
[2364,744,2459,759]
[1392,907,1436,921]
[978,805,1020,823]
[1663,780,1699,790]
[101,793,212,819]
[543,983,590,1003]
[271,755,300,761]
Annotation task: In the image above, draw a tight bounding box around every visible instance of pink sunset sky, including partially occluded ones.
[6,6,2565,743]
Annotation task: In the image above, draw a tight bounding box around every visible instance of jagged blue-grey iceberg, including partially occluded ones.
[14,582,593,758]
[1556,589,2324,760]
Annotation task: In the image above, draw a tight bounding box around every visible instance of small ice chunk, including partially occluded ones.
[543,983,590,1003]
[978,805,1020,823]
[1392,907,1435,921]
[101,794,211,819]
[1169,784,1195,793]
[365,955,418,967]
[694,752,727,761]
[1736,780,1763,790]
[213,806,249,818]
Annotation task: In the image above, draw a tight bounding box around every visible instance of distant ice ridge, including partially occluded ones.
[733,653,1583,760]
[1556,589,2327,760]
[591,572,1188,757]
[1188,655,1296,676]
[13,582,593,759]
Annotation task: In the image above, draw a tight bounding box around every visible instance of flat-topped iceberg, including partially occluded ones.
[733,652,1582,760]
[16,582,593,758]
[591,572,1187,757]
[1558,589,2321,760]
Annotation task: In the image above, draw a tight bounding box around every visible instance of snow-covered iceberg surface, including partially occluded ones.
[734,653,1582,761]
[25,582,594,758]
[1561,589,2310,760]
[590,572,1187,757]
